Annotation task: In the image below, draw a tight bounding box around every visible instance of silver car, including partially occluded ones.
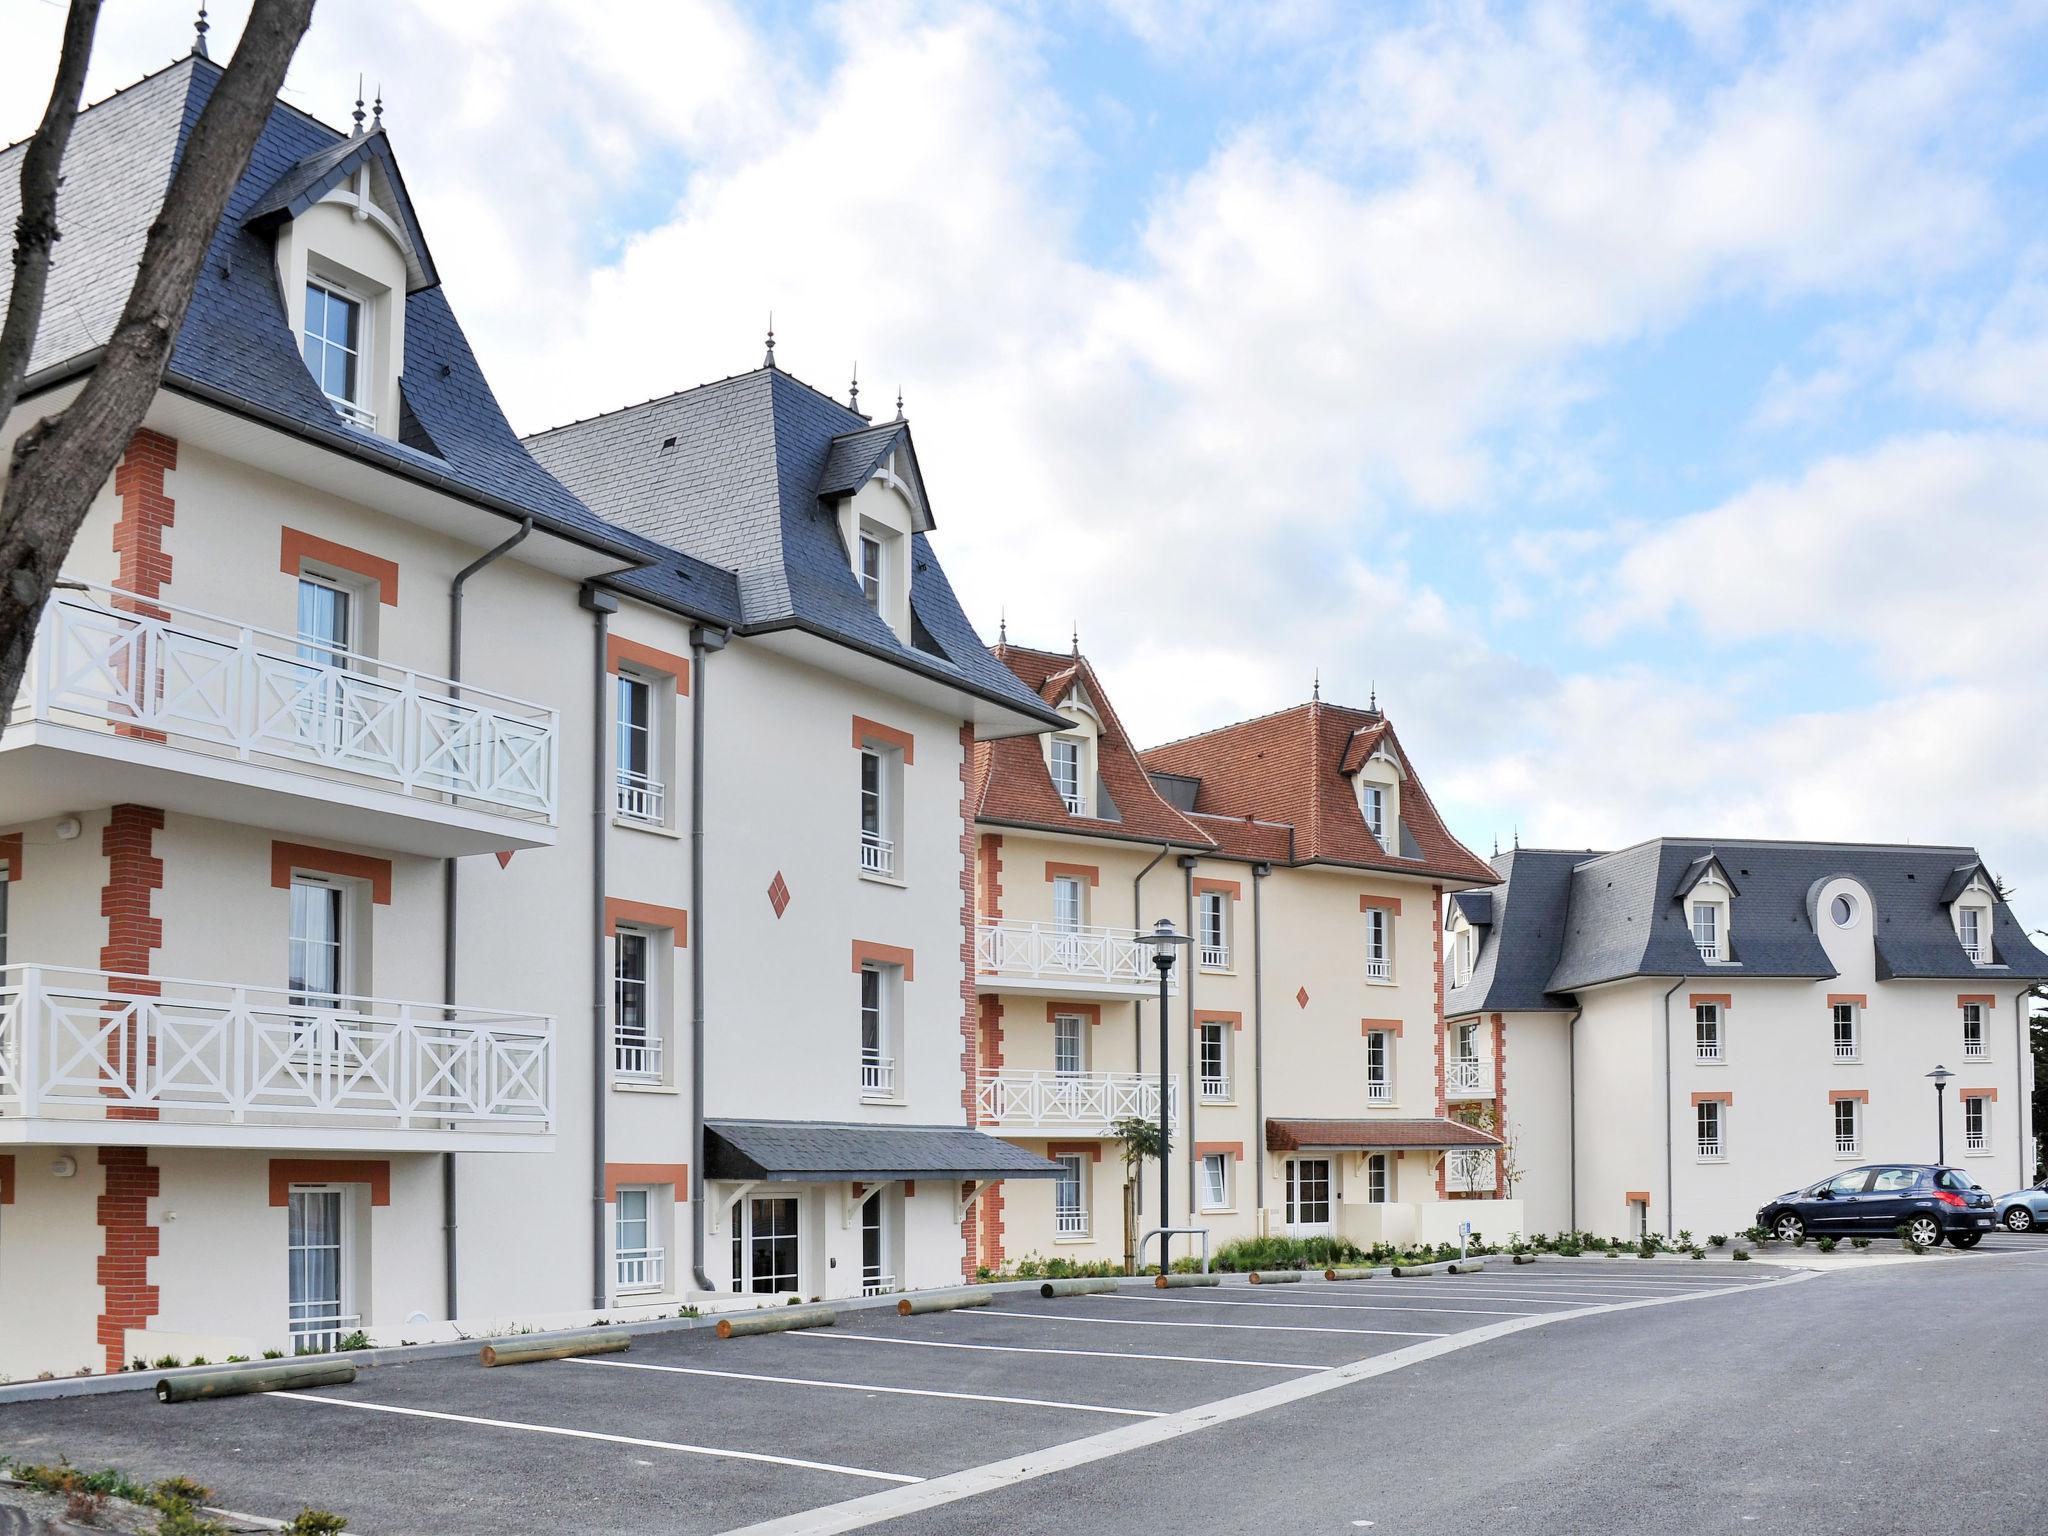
[1994,1177,2048,1232]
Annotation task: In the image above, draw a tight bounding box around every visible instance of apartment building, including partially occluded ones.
[0,48,1055,1378]
[969,651,1514,1268]
[1445,841,2048,1238]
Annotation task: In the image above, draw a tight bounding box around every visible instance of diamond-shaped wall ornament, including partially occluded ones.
[767,871,791,918]
[1295,986,1310,1009]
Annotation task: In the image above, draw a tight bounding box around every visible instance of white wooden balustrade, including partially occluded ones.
[975,920,1175,994]
[0,964,554,1138]
[19,581,557,823]
[976,1070,1176,1131]
[1446,1148,1497,1193]
[1444,1056,1495,1096]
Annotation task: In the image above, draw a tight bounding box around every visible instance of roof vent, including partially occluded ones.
[660,435,678,450]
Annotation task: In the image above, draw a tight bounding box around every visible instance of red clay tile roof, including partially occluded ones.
[1139,700,1496,884]
[972,645,1213,848]
[1265,1117,1503,1152]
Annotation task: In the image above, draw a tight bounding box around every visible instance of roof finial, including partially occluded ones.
[193,3,210,58]
[1312,669,1320,701]
[1071,622,1080,657]
[894,386,904,422]
[763,313,776,370]
[998,608,1008,645]
[351,76,366,137]
[1369,681,1377,713]
[1493,834,1501,858]
[848,362,859,413]
[1513,825,1521,850]
[372,85,384,131]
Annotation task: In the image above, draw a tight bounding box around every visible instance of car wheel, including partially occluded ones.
[1904,1214,1944,1248]
[1772,1212,1806,1242]
[2006,1207,2036,1233]
[1948,1231,1982,1249]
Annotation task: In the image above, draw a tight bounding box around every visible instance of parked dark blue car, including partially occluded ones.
[1757,1164,1995,1248]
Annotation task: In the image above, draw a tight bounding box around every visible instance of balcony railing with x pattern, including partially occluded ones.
[18,581,558,823]
[976,1070,1176,1131]
[1446,1148,1497,1193]
[1445,1056,1495,1097]
[976,920,1175,993]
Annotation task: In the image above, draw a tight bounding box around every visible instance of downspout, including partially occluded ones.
[1660,978,1686,1239]
[441,516,531,1321]
[1131,844,1170,1217]
[1252,862,1271,1225]
[580,583,618,1309]
[689,623,730,1294]
[1565,1005,1582,1234]
[1180,855,1199,1226]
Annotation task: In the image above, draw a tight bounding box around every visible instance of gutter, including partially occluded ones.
[689,623,731,1293]
[1131,844,1172,1219]
[440,516,531,1321]
[1252,862,1272,1224]
[1566,1004,1582,1233]
[1180,855,1199,1228]
[1660,977,1686,1240]
[580,584,620,1309]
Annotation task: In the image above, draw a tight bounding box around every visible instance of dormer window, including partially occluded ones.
[858,533,884,610]
[1959,905,1987,964]
[304,281,370,426]
[1361,784,1387,842]
[1691,901,1721,961]
[1050,737,1084,815]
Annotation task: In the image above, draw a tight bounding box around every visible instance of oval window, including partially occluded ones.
[1830,893,1857,927]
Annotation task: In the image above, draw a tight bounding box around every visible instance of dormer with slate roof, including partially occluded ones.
[1940,861,2001,966]
[1674,852,1739,965]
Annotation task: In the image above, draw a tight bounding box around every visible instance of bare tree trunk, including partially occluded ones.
[0,0,317,729]
[0,0,101,434]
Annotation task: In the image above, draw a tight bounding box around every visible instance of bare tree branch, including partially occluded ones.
[0,0,102,432]
[0,0,317,727]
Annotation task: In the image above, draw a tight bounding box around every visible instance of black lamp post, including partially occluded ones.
[1145,918,1191,1271]
[1927,1065,1954,1165]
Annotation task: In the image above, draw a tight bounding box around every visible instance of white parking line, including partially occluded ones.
[262,1392,921,1484]
[977,1308,1444,1339]
[562,1356,1162,1418]
[791,1331,1329,1372]
[1084,1293,1540,1318]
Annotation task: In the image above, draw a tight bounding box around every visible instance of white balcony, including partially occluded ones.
[1964,943,1988,965]
[1964,1040,1987,1059]
[288,1304,361,1355]
[1199,944,1230,970]
[861,1273,897,1297]
[1835,1133,1860,1156]
[860,832,896,877]
[1698,1139,1724,1161]
[861,1050,896,1099]
[1445,1055,1495,1098]
[4,581,558,856]
[1695,941,1721,962]
[616,1246,665,1293]
[1445,1148,1497,1193]
[616,771,665,824]
[1365,1079,1392,1104]
[975,920,1177,1000]
[976,1070,1176,1133]
[1696,1041,1723,1062]
[0,963,554,1151]
[1055,1208,1089,1237]
[614,1031,662,1081]
[1198,1075,1230,1103]
[1966,1131,1988,1152]
[1365,956,1391,982]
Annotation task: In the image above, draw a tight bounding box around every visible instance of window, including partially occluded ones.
[1200,1152,1231,1211]
[1830,893,1857,927]
[1055,1154,1089,1236]
[1959,906,1986,963]
[287,1186,353,1353]
[1832,1002,1859,1061]
[613,928,658,1079]
[731,1195,800,1293]
[1365,908,1392,981]
[1049,738,1084,815]
[859,748,893,874]
[857,533,884,610]
[1199,891,1230,969]
[1833,1098,1860,1156]
[1365,1152,1390,1204]
[615,674,664,823]
[288,876,348,1010]
[1454,1020,1480,1062]
[1691,902,1720,961]
[1695,1003,1723,1062]
[860,1189,893,1295]
[1199,1021,1230,1101]
[615,1187,664,1293]
[1360,783,1387,842]
[1696,1100,1725,1160]
[860,965,895,1098]
[1051,875,1086,933]
[1284,1158,1333,1230]
[304,281,366,422]
[1454,927,1474,986]
[1870,1166,1918,1193]
[1052,1013,1085,1077]
[1364,1030,1393,1103]
[1962,1002,1986,1058]
[295,575,354,669]
[1964,1096,1990,1154]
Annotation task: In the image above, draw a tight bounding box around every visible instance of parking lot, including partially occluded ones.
[0,1260,1795,1535]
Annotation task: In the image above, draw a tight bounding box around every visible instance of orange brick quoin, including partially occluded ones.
[1044,861,1101,887]
[1191,877,1242,901]
[1690,994,1733,1009]
[1360,893,1404,914]
[852,939,916,981]
[1828,1089,1871,1104]
[96,1147,159,1374]
[0,831,22,882]
[1361,1017,1404,1037]
[606,634,691,690]
[1690,1091,1735,1105]
[271,842,393,905]
[1046,1002,1103,1027]
[604,898,689,944]
[1197,1009,1245,1031]
[101,805,166,1121]
[955,722,985,1279]
[605,1163,689,1201]
[853,715,917,764]
[279,526,400,605]
[112,430,176,602]
[1825,994,1867,1009]
[1194,1141,1245,1161]
[977,833,1004,919]
[268,1159,392,1207]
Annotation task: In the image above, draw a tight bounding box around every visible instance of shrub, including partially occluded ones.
[151,1355,182,1370]
[187,1356,210,1367]
[1690,1248,1705,1259]
[282,1510,349,1536]
[1792,1233,1808,1248]
[1851,1236,1871,1249]
[156,1477,212,1507]
[261,1349,285,1360]
[1815,1236,1837,1253]
[1210,1235,1369,1273]
[1677,1230,1694,1246]
[65,1489,108,1524]
[1732,1249,1751,1261]
[1709,1234,1728,1247]
[335,1331,370,1352]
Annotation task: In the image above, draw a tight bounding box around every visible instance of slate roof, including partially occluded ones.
[703,1120,1061,1182]
[1449,839,2048,1013]
[0,57,693,587]
[525,370,1061,728]
[1264,1117,1502,1152]
[971,644,1213,847]
[1138,700,1497,883]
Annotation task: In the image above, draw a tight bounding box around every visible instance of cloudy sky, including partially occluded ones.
[8,0,2048,925]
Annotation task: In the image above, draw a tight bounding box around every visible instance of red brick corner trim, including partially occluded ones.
[0,831,22,883]
[96,1147,159,1374]
[113,430,177,601]
[0,1154,14,1205]
[268,1159,392,1207]
[271,841,393,905]
[1827,1089,1871,1104]
[852,939,916,981]
[605,1162,690,1201]
[280,527,400,605]
[1044,861,1101,887]
[1045,1142,1103,1162]
[607,635,691,691]
[852,715,916,765]
[605,897,689,946]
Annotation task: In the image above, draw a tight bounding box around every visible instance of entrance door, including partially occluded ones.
[287,1186,351,1352]
[861,1190,891,1296]
[731,1195,801,1293]
[1284,1158,1333,1234]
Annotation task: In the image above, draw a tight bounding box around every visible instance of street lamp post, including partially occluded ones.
[1927,1064,1955,1165]
[1145,918,1192,1272]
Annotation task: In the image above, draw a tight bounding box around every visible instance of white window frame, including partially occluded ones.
[286,1184,356,1354]
[1691,901,1720,961]
[303,278,372,426]
[860,1188,894,1296]
[1831,1002,1860,1062]
[1962,1002,1987,1059]
[1198,1021,1230,1101]
[1695,1002,1723,1062]
[1199,891,1230,969]
[1454,926,1474,987]
[730,1193,802,1294]
[1052,1012,1086,1077]
[1200,1152,1232,1212]
[1364,1029,1393,1104]
[1365,908,1393,982]
[288,874,353,1011]
[1696,1100,1725,1161]
[1959,905,1987,964]
[1051,874,1086,933]
[1365,1151,1390,1204]
[1049,737,1085,816]
[858,746,895,876]
[1284,1157,1334,1232]
[1963,1095,1990,1154]
[857,532,884,611]
[1360,783,1387,842]
[614,671,666,825]
[859,963,897,1099]
[613,925,661,1080]
[1055,1154,1089,1237]
[614,1185,665,1294]
[1833,1098,1860,1157]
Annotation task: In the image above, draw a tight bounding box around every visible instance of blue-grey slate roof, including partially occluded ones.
[703,1120,1061,1182]
[525,369,1063,726]
[1449,839,2048,1014]
[243,131,438,289]
[816,421,914,504]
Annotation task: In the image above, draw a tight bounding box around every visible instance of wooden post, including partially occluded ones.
[1247,1270,1302,1285]
[479,1330,630,1367]
[1040,1278,1119,1298]
[155,1360,355,1403]
[715,1305,837,1339]
[897,1289,992,1317]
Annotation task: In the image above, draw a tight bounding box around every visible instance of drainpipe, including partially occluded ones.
[1565,1005,1582,1234]
[1252,862,1272,1224]
[1660,978,1686,1239]
[1180,855,1199,1227]
[1131,844,1170,1216]
[688,623,730,1294]
[441,516,531,1321]
[580,584,618,1309]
